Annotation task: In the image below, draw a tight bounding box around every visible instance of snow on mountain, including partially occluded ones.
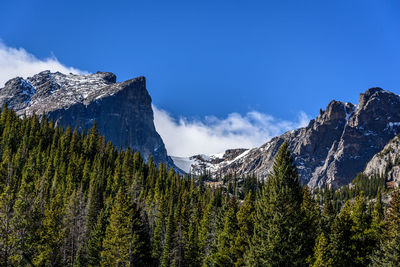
[172,148,250,176]
[178,88,400,189]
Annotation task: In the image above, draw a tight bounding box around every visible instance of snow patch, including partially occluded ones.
[385,122,400,132]
[171,156,196,173]
[20,79,35,106]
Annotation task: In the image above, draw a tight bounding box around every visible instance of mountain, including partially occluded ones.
[177,88,400,188]
[171,148,249,175]
[364,134,400,187]
[0,70,173,166]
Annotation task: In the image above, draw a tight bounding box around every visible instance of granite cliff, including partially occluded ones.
[0,71,173,166]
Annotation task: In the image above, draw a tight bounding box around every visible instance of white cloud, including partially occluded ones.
[0,40,85,86]
[153,105,310,157]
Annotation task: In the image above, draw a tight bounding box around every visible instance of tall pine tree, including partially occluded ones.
[246,142,306,266]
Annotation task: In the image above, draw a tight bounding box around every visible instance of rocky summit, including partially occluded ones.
[181,88,400,188]
[0,71,173,166]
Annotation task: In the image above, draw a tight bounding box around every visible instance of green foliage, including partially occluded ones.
[246,142,309,266]
[311,233,332,267]
[370,190,400,266]
[100,190,131,266]
[232,193,254,267]
[213,197,239,266]
[0,106,394,266]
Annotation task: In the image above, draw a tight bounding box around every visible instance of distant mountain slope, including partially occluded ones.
[172,148,249,175]
[364,134,400,187]
[183,88,400,188]
[0,71,173,166]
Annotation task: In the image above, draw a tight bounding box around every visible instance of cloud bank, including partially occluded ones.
[0,40,84,86]
[153,105,310,157]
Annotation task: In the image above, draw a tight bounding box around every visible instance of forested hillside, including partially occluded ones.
[0,104,399,266]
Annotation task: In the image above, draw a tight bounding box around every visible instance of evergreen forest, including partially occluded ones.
[0,105,399,266]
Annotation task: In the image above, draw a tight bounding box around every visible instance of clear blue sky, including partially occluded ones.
[2,0,400,120]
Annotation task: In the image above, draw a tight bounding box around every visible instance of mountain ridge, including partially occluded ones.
[176,88,400,188]
[0,70,174,166]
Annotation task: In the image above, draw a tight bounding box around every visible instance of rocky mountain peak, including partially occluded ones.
[95,71,117,83]
[316,100,355,125]
[185,87,400,188]
[358,87,383,108]
[0,71,173,166]
[349,88,400,129]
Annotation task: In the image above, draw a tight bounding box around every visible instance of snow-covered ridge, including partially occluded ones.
[0,70,144,116]
[172,148,250,176]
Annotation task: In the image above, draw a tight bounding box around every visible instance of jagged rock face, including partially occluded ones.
[214,88,400,188]
[364,134,400,187]
[0,71,172,165]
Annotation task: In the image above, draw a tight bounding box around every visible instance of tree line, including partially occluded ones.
[0,105,399,266]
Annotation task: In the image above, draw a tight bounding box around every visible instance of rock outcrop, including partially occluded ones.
[0,71,173,166]
[364,134,400,187]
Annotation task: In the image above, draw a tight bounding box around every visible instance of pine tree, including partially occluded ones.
[87,205,109,267]
[198,197,218,265]
[329,201,353,266]
[35,191,65,266]
[62,187,87,266]
[152,194,166,264]
[0,186,14,266]
[311,233,332,267]
[246,142,305,266]
[213,197,239,266]
[9,172,37,265]
[100,190,131,266]
[161,198,176,267]
[127,202,153,266]
[184,202,201,267]
[370,187,384,241]
[301,186,321,263]
[321,186,336,237]
[232,193,254,267]
[349,192,375,266]
[370,190,400,266]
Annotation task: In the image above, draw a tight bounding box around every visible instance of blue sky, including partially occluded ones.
[1,0,400,156]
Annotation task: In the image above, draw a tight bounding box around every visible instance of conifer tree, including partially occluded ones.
[87,207,108,267]
[127,202,153,266]
[232,193,254,267]
[100,190,131,266]
[152,194,166,264]
[349,192,375,266]
[370,190,400,266]
[370,188,384,241]
[246,142,305,266]
[198,197,218,265]
[0,186,14,266]
[9,171,37,265]
[62,187,87,266]
[35,191,65,266]
[311,233,331,267]
[184,202,201,267]
[329,201,353,266]
[213,197,239,266]
[161,198,176,267]
[321,186,336,237]
[301,186,321,263]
